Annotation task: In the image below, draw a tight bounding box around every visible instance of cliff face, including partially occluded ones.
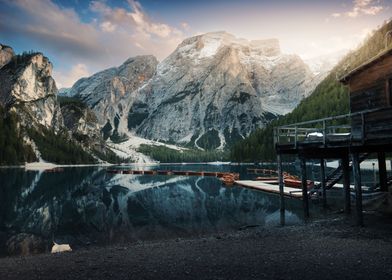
[0,45,113,164]
[60,101,101,142]
[0,51,62,130]
[65,55,158,136]
[0,44,14,68]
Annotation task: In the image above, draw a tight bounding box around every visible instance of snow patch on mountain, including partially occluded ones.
[107,133,188,163]
[199,37,222,58]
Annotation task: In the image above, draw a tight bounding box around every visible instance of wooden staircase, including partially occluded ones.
[314,153,369,191]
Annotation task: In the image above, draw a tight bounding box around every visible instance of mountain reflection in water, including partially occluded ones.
[0,165,301,255]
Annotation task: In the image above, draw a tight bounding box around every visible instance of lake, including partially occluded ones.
[0,162,380,256]
[0,163,309,255]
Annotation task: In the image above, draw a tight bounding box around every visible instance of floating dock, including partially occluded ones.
[107,169,240,179]
[234,180,303,198]
[247,168,278,175]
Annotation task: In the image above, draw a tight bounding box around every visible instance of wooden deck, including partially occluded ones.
[234,180,303,198]
[274,107,392,155]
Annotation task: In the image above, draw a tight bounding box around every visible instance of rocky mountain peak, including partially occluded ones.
[117,55,158,86]
[249,38,281,56]
[0,44,14,69]
[67,54,158,136]
[30,53,53,76]
[0,50,61,129]
[174,32,281,61]
[67,32,318,151]
[129,32,315,148]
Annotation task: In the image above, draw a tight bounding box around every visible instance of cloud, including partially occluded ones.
[54,64,90,88]
[181,22,191,31]
[89,0,182,38]
[100,21,117,33]
[0,0,102,58]
[331,0,384,18]
[0,0,185,86]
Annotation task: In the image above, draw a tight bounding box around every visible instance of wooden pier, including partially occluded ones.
[247,168,278,175]
[107,169,240,180]
[274,47,392,226]
[235,180,303,198]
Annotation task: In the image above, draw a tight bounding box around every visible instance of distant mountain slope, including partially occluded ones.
[230,20,392,162]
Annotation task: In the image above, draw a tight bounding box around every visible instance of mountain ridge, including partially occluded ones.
[67,31,318,151]
[0,30,344,164]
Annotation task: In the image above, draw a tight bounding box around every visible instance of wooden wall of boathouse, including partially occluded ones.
[343,50,392,141]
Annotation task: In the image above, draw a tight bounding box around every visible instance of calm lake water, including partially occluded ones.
[0,164,307,255]
[0,162,379,256]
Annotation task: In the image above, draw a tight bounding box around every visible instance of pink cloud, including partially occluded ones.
[332,0,385,18]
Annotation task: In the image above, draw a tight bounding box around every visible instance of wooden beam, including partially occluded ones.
[300,158,310,219]
[378,152,388,192]
[342,155,351,214]
[352,153,364,226]
[320,158,327,208]
[277,154,285,226]
[386,78,390,106]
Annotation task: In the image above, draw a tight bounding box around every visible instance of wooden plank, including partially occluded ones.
[320,158,327,208]
[300,158,310,219]
[385,79,391,106]
[342,155,351,214]
[352,153,364,226]
[277,154,285,226]
[378,152,387,192]
[349,54,392,92]
[350,83,386,112]
[234,180,303,198]
[389,78,392,106]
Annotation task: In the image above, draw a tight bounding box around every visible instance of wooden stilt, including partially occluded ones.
[378,152,387,192]
[320,158,327,208]
[277,154,285,226]
[342,154,351,214]
[352,153,363,226]
[300,158,309,219]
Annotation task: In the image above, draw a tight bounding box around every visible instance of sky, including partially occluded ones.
[0,0,391,88]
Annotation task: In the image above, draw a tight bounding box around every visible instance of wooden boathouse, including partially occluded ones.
[275,47,392,226]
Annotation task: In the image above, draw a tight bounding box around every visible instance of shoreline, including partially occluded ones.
[0,159,389,171]
[1,214,392,279]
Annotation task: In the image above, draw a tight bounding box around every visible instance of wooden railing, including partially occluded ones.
[274,107,392,147]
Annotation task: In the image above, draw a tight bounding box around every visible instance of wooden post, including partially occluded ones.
[294,126,298,149]
[342,154,351,214]
[390,160,392,175]
[352,153,363,226]
[300,158,309,219]
[320,158,327,208]
[378,152,387,192]
[277,154,285,226]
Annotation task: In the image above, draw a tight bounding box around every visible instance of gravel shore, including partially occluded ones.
[1,214,392,280]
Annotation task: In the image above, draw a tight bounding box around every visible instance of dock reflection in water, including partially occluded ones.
[0,165,301,255]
